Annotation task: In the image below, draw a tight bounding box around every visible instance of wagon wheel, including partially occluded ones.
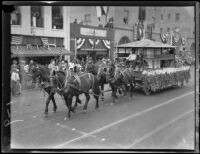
[142,81,151,95]
[143,86,151,96]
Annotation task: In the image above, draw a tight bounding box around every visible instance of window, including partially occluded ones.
[168,13,171,20]
[52,6,63,29]
[167,27,170,32]
[160,28,163,34]
[175,13,180,21]
[11,6,21,25]
[123,10,129,24]
[31,6,44,27]
[161,14,163,20]
[138,7,146,21]
[84,14,91,25]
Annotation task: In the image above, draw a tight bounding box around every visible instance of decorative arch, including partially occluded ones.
[118,36,131,45]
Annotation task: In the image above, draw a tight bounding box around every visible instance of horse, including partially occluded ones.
[97,63,115,101]
[29,65,58,115]
[51,71,101,120]
[116,67,135,97]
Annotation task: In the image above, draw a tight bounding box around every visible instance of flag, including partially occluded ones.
[96,6,102,20]
[96,6,108,21]
[172,32,182,46]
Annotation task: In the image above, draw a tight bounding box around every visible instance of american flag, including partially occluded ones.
[172,32,182,46]
[11,35,23,45]
[41,37,49,46]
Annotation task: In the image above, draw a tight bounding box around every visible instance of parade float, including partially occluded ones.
[117,38,191,95]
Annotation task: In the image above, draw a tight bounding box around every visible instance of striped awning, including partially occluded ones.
[11,45,71,57]
[11,35,23,45]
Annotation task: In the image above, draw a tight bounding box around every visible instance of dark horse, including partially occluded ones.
[29,65,58,115]
[50,71,101,120]
[101,64,134,104]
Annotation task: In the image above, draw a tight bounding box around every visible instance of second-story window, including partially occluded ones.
[175,13,180,21]
[52,6,63,29]
[31,6,44,27]
[84,14,91,25]
[11,6,21,25]
[161,14,164,20]
[160,28,163,34]
[168,13,171,20]
[123,10,129,25]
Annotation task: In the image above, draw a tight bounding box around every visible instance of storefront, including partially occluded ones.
[70,23,114,61]
[11,35,71,64]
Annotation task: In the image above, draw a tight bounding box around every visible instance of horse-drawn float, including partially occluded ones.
[117,39,191,95]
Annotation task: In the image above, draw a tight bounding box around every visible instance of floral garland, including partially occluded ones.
[141,66,190,92]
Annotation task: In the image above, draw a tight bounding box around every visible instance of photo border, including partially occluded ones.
[2,1,199,153]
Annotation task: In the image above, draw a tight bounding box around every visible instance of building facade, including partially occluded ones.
[10,6,71,63]
[144,7,195,56]
[70,6,139,60]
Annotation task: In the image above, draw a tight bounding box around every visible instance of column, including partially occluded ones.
[43,6,52,34]
[21,6,31,34]
[63,7,70,62]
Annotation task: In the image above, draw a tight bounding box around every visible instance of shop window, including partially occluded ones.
[84,14,91,25]
[31,6,44,27]
[175,13,180,21]
[11,6,21,25]
[52,6,63,29]
[123,10,129,25]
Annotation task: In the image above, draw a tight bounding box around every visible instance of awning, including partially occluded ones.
[117,39,177,48]
[11,45,71,57]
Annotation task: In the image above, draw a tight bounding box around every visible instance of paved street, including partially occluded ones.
[10,66,196,149]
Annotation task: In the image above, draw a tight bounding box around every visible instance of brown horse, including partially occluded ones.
[50,71,101,120]
[29,65,58,115]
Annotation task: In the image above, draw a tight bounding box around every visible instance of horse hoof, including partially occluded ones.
[44,112,48,115]
[64,117,70,121]
[95,107,100,111]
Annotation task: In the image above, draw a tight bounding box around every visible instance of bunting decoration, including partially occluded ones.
[160,33,170,44]
[160,31,187,47]
[102,40,111,49]
[172,32,182,46]
[89,39,95,48]
[181,37,186,45]
[77,38,85,49]
[95,39,100,45]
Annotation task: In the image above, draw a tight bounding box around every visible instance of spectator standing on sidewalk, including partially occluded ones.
[11,68,21,96]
